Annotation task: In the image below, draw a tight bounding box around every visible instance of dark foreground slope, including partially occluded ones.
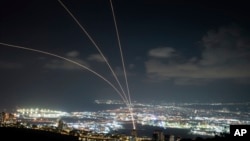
[0,127,78,141]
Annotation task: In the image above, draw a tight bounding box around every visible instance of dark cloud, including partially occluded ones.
[66,51,80,58]
[145,25,250,85]
[87,54,106,63]
[148,47,177,58]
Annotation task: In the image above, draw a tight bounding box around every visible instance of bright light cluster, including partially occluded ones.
[16,108,69,118]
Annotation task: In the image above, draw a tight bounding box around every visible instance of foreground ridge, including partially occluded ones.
[0,126,232,141]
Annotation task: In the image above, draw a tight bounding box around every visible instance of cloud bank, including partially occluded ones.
[145,25,250,85]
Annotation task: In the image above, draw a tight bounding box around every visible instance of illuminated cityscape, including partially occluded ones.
[1,100,249,140]
[1,0,250,140]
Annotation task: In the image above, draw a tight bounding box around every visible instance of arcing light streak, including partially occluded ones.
[109,0,131,104]
[0,42,127,105]
[109,0,135,130]
[57,0,130,105]
[58,0,136,130]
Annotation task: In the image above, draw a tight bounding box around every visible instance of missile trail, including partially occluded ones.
[0,42,128,105]
[57,0,130,105]
[110,0,131,104]
[109,0,135,129]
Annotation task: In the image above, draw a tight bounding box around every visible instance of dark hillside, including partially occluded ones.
[0,127,78,141]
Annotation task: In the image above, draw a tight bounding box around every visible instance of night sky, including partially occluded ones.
[1,0,250,111]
